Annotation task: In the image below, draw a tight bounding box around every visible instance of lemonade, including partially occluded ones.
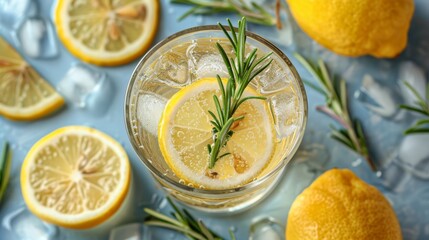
[125,25,307,212]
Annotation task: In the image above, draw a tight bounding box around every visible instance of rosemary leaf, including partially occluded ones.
[144,197,227,240]
[0,141,11,202]
[400,80,429,135]
[295,53,377,171]
[172,0,277,26]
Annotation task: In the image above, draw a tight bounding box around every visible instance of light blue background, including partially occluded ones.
[1,0,429,239]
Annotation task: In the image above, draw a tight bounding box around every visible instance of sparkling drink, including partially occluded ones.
[125,26,307,212]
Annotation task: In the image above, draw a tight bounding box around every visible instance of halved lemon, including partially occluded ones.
[158,78,275,190]
[0,37,64,121]
[21,126,130,229]
[55,0,159,66]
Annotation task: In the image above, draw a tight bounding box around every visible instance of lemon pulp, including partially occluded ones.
[0,36,64,120]
[158,78,275,190]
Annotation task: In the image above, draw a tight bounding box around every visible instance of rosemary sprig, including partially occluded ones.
[172,0,278,27]
[399,81,429,134]
[294,53,377,172]
[144,197,236,240]
[0,141,12,203]
[207,18,272,169]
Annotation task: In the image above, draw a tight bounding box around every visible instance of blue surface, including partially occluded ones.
[1,0,429,239]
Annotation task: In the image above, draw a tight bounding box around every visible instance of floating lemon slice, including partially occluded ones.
[21,126,130,229]
[158,78,275,190]
[55,0,159,66]
[0,37,64,121]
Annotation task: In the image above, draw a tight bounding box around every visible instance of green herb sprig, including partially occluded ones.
[294,53,377,171]
[172,0,279,27]
[0,141,12,203]
[207,18,273,169]
[399,81,429,134]
[144,197,236,240]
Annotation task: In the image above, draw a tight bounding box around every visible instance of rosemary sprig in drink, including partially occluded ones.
[144,197,236,240]
[399,81,429,134]
[294,53,377,171]
[207,17,273,169]
[172,0,279,27]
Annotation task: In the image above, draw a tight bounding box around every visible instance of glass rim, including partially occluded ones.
[124,25,308,195]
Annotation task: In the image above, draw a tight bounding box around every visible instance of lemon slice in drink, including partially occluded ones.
[158,78,275,190]
[0,37,64,121]
[21,126,130,229]
[55,0,159,66]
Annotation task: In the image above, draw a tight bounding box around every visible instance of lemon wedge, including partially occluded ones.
[0,36,64,121]
[21,126,130,229]
[158,78,275,190]
[55,0,159,66]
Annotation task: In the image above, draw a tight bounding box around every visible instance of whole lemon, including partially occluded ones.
[286,0,414,58]
[286,169,402,240]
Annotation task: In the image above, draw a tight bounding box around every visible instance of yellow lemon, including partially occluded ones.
[286,0,414,57]
[21,126,130,229]
[0,36,64,120]
[55,0,159,66]
[158,78,275,189]
[286,168,402,240]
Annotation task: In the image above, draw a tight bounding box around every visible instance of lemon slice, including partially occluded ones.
[21,126,130,229]
[0,37,64,121]
[55,0,159,66]
[158,78,275,189]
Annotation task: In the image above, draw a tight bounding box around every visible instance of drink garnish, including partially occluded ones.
[207,17,273,169]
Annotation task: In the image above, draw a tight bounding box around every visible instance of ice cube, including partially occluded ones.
[398,61,427,106]
[194,54,228,79]
[186,40,231,79]
[397,134,429,178]
[2,206,57,240]
[16,17,58,58]
[354,74,398,117]
[379,157,412,193]
[256,61,293,94]
[269,91,300,138]
[109,223,143,240]
[57,63,113,114]
[137,93,167,136]
[0,0,38,31]
[249,217,284,240]
[153,50,191,87]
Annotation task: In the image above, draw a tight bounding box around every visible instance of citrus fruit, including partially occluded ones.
[0,36,64,120]
[55,0,159,66]
[21,126,131,229]
[286,0,414,58]
[286,169,402,240]
[158,77,275,190]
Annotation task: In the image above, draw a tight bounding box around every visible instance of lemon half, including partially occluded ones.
[158,78,275,190]
[21,126,130,229]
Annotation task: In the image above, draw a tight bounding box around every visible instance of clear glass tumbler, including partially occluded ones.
[125,25,307,213]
